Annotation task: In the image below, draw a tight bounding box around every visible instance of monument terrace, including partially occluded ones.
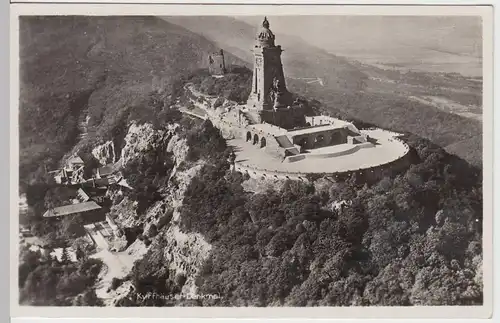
[182,17,410,181]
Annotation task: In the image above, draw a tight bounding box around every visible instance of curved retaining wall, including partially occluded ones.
[286,155,306,163]
[234,164,309,182]
[234,136,411,184]
[182,92,412,183]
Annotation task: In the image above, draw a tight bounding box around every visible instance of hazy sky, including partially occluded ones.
[236,16,482,58]
[165,15,483,76]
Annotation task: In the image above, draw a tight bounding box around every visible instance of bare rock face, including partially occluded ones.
[166,134,189,167]
[154,162,210,295]
[104,118,212,301]
[120,122,176,168]
[110,121,194,231]
[92,140,116,166]
[162,225,212,295]
[110,197,140,228]
[108,234,128,252]
[142,201,167,237]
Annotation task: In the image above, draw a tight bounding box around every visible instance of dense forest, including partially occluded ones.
[123,116,483,306]
[19,244,104,306]
[182,132,482,306]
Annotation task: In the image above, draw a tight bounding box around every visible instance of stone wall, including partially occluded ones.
[259,106,306,130]
[234,163,309,182]
[106,214,120,233]
[266,136,287,159]
[182,84,411,184]
[305,115,336,126]
[208,50,225,76]
[290,128,349,150]
[234,136,411,184]
[241,128,287,159]
[284,144,361,163]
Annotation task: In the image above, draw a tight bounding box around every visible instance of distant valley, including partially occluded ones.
[236,15,483,77]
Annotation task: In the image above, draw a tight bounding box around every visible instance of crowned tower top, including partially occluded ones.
[256,17,276,48]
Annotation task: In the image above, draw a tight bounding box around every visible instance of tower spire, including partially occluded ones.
[262,16,270,29]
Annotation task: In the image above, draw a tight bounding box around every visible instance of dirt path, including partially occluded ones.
[90,240,148,305]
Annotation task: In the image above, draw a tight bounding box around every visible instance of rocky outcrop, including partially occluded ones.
[109,196,140,229]
[163,225,212,295]
[166,134,188,167]
[93,239,149,306]
[145,162,210,295]
[141,162,205,232]
[108,234,128,252]
[105,119,211,303]
[120,121,179,168]
[92,140,116,166]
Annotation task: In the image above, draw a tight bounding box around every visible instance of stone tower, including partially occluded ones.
[208,49,226,76]
[247,17,292,111]
[246,17,304,129]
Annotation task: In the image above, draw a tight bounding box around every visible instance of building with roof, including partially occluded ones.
[52,155,86,185]
[76,188,91,202]
[42,201,105,224]
[96,165,114,179]
[66,155,84,169]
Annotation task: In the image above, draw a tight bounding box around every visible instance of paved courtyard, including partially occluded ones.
[229,129,408,174]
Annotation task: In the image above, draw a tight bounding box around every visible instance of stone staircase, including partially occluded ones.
[242,110,259,125]
[275,135,300,155]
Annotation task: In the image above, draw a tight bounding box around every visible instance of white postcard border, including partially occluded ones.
[9,3,495,319]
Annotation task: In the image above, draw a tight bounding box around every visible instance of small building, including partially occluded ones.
[52,155,86,185]
[76,188,91,202]
[82,177,115,189]
[53,169,72,185]
[66,155,85,171]
[96,165,114,179]
[116,177,133,190]
[19,227,32,238]
[42,201,105,224]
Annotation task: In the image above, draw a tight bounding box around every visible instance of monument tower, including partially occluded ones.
[247,17,293,111]
[246,17,303,129]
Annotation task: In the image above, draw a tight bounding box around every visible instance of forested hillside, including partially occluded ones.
[122,118,483,307]
[19,16,246,188]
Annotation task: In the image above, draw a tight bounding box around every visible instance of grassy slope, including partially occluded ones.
[165,16,482,167]
[19,16,246,185]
